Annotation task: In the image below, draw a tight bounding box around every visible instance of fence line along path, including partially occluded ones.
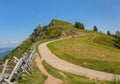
[39,39,120,81]
[0,46,36,84]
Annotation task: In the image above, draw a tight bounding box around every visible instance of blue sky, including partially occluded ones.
[0,0,120,48]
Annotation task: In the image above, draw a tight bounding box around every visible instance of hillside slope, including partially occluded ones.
[48,32,120,74]
[0,19,85,83]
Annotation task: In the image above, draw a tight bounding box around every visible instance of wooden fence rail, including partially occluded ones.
[0,46,36,84]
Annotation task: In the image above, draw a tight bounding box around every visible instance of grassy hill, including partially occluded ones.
[1,19,78,60]
[48,31,120,74]
[0,19,119,83]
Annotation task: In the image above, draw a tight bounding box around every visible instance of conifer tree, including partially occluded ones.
[115,31,120,48]
[81,24,85,29]
[107,30,111,36]
[93,25,98,32]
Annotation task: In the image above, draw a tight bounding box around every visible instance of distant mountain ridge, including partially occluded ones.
[0,47,13,58]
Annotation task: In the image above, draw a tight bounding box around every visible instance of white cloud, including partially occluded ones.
[0,40,21,48]
[0,40,20,45]
[9,40,20,44]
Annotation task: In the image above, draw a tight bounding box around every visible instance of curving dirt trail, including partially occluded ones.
[38,38,120,81]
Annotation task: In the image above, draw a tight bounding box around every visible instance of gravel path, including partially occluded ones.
[35,54,62,84]
[39,38,120,81]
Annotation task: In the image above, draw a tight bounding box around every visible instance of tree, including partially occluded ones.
[74,22,85,29]
[93,25,98,32]
[81,24,85,30]
[107,30,111,36]
[116,31,120,37]
[115,31,120,48]
[74,22,81,28]
[116,31,120,43]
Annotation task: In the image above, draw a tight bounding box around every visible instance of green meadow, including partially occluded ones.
[48,33,120,74]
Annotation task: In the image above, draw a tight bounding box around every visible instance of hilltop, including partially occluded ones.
[32,19,83,40]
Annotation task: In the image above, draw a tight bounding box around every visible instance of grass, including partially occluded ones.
[0,38,48,84]
[18,62,47,84]
[42,60,64,80]
[17,39,52,84]
[48,33,120,74]
[42,60,120,84]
